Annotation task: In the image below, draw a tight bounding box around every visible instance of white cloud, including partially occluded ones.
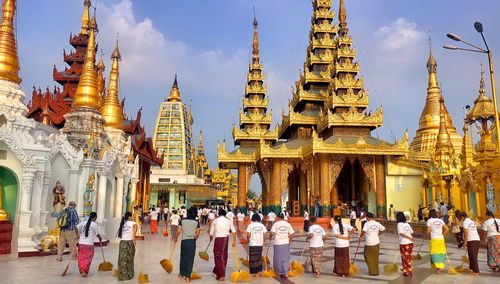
[374,18,426,51]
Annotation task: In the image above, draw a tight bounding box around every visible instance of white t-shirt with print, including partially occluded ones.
[333,223,353,248]
[463,218,480,241]
[121,221,137,241]
[427,218,446,239]
[237,213,245,222]
[308,224,327,248]
[150,210,159,221]
[246,222,267,247]
[362,220,385,246]
[77,221,99,245]
[226,211,235,222]
[170,214,180,226]
[268,212,277,222]
[271,220,294,245]
[483,218,500,238]
[350,211,356,220]
[397,222,414,245]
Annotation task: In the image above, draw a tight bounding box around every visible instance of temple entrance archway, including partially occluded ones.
[335,158,369,210]
[0,166,18,223]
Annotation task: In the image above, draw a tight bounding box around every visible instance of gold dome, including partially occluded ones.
[0,0,21,84]
[167,75,182,102]
[102,41,124,130]
[72,14,101,110]
[468,69,496,122]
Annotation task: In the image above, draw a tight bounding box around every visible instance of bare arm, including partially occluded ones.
[442,225,449,237]
[425,226,430,238]
[400,233,414,242]
[176,226,182,242]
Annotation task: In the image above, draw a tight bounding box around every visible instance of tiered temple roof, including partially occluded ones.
[232,15,277,146]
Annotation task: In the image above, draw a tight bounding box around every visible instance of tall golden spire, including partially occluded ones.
[434,97,454,171]
[72,14,101,110]
[460,124,474,166]
[96,54,105,103]
[0,0,21,84]
[252,12,259,58]
[81,0,91,35]
[338,0,348,35]
[427,48,438,89]
[198,130,205,153]
[102,38,124,129]
[167,75,182,102]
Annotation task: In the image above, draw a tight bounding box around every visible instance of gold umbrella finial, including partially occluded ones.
[0,0,21,84]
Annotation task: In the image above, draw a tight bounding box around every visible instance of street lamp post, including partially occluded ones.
[443,22,500,152]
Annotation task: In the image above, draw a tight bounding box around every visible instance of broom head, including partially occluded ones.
[448,266,459,275]
[230,269,252,282]
[349,263,359,275]
[138,272,150,283]
[113,269,119,277]
[411,253,422,260]
[198,251,209,261]
[239,257,249,267]
[383,263,399,275]
[461,255,469,264]
[160,259,173,274]
[261,269,278,278]
[98,261,113,271]
[163,231,169,237]
[191,272,202,279]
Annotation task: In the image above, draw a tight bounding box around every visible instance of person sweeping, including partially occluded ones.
[270,217,294,278]
[177,207,202,282]
[245,213,268,275]
[307,217,327,278]
[396,212,414,277]
[150,207,159,234]
[425,209,449,274]
[210,209,237,281]
[117,211,138,281]
[76,212,101,277]
[482,210,500,272]
[360,212,385,276]
[303,209,310,232]
[462,212,480,276]
[332,215,354,277]
[166,210,181,243]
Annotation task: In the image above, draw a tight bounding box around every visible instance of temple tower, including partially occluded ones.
[61,14,107,156]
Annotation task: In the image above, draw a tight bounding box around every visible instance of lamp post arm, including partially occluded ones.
[487,50,500,151]
[480,32,490,52]
[454,47,486,53]
[459,39,488,53]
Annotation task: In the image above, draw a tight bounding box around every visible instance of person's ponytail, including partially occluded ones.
[85,212,97,238]
[118,212,132,238]
[334,215,344,235]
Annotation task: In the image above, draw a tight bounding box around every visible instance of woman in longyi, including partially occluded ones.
[426,209,449,273]
[76,212,101,277]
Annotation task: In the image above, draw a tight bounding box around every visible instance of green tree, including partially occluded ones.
[247,189,258,200]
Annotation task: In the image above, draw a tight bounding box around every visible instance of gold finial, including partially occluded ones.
[426,39,438,88]
[252,8,259,57]
[96,52,105,99]
[81,0,91,35]
[0,0,21,84]
[435,97,453,150]
[339,0,348,35]
[479,63,486,95]
[102,36,124,130]
[167,75,182,102]
[72,13,101,110]
[41,104,50,125]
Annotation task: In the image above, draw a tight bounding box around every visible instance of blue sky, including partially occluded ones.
[16,0,500,191]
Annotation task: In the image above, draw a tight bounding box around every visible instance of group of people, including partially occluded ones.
[54,200,500,281]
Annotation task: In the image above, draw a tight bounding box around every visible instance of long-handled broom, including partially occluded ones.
[198,239,211,261]
[411,237,425,260]
[260,241,277,277]
[230,245,251,282]
[137,246,150,283]
[454,250,471,272]
[349,238,362,275]
[160,241,177,273]
[61,244,78,276]
[97,240,113,271]
[383,249,400,275]
[445,254,459,275]
[289,242,307,277]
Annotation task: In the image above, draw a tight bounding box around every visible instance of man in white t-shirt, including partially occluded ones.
[210,209,237,281]
[360,212,385,276]
[166,210,181,242]
[267,210,277,230]
[236,210,245,234]
[226,210,235,224]
[350,209,357,227]
[270,219,294,277]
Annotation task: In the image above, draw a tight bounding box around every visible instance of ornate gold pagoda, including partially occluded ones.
[102,40,125,130]
[410,48,462,160]
[218,0,408,216]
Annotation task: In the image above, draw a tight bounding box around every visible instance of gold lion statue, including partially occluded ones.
[40,226,60,252]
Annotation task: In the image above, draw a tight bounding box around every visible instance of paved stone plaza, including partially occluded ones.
[0,222,498,284]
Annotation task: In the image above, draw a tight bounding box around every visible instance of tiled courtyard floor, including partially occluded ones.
[0,222,498,284]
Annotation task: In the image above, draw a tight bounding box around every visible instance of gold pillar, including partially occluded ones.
[375,156,387,217]
[475,191,484,218]
[271,159,281,208]
[314,156,321,201]
[450,180,462,211]
[331,181,339,208]
[299,172,307,212]
[237,163,248,210]
[320,154,331,216]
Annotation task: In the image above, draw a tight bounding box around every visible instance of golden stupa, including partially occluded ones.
[101,40,124,129]
[167,75,181,102]
[0,0,21,84]
[72,14,101,110]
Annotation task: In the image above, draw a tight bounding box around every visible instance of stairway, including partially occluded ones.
[0,220,13,254]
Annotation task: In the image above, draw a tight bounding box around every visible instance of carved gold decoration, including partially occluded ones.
[41,226,61,252]
[239,109,272,125]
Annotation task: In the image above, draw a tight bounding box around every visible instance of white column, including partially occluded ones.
[68,169,81,214]
[30,172,43,236]
[18,169,37,253]
[130,179,138,209]
[39,174,51,234]
[97,172,107,222]
[115,177,124,218]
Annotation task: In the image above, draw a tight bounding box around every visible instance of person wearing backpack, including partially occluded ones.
[56,201,79,261]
